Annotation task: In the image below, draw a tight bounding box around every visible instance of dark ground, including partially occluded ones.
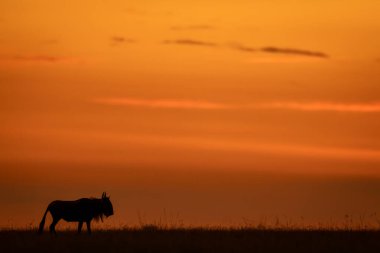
[1,228,380,253]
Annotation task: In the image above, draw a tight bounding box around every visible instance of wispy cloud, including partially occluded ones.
[110,36,136,45]
[182,138,380,162]
[230,43,328,58]
[1,54,65,63]
[170,25,216,31]
[94,97,380,113]
[164,40,329,58]
[229,44,257,52]
[261,47,329,58]
[17,55,60,62]
[93,98,231,110]
[246,57,322,63]
[254,102,380,113]
[8,128,380,169]
[163,39,218,47]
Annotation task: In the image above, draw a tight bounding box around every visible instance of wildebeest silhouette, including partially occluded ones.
[38,192,114,235]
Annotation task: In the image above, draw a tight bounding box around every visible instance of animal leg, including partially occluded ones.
[78,222,83,234]
[49,218,60,235]
[86,221,92,235]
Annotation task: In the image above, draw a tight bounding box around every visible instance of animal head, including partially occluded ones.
[101,192,114,217]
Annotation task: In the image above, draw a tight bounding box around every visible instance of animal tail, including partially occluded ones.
[38,206,50,234]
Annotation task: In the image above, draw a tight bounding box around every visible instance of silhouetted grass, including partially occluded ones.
[1,227,380,253]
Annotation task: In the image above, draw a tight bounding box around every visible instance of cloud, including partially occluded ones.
[253,102,380,113]
[229,44,257,52]
[260,47,329,58]
[170,25,215,31]
[94,97,380,113]
[163,39,218,47]
[110,36,136,45]
[230,43,328,58]
[182,138,380,162]
[165,40,329,58]
[246,57,321,63]
[1,55,64,63]
[93,98,231,110]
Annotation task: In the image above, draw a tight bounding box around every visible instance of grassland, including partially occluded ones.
[1,227,380,253]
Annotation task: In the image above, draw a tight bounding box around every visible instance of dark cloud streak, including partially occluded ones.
[162,39,329,58]
[229,44,257,52]
[111,36,136,44]
[261,47,329,58]
[163,39,218,47]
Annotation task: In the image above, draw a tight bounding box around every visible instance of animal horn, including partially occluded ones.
[102,192,106,198]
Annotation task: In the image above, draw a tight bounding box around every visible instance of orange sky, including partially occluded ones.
[1,0,380,227]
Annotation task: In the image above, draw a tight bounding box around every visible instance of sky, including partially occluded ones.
[1,0,380,228]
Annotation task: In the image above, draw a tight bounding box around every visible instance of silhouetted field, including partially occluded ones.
[1,228,380,253]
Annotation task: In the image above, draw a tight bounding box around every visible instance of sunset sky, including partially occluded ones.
[1,0,380,228]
